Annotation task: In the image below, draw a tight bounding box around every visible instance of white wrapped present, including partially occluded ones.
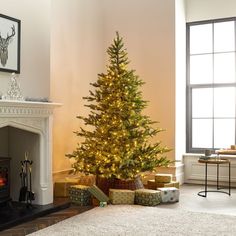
[157,187,179,203]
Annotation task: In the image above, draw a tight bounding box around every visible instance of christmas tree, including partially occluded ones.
[67,32,170,180]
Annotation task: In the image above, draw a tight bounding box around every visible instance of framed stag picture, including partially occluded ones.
[0,14,20,73]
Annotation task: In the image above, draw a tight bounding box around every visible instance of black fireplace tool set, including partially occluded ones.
[19,152,35,207]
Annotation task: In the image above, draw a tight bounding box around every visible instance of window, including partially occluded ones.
[186,18,236,153]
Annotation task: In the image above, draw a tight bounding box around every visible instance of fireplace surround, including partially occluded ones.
[0,100,60,205]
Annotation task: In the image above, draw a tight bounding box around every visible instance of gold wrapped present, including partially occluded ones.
[135,189,161,206]
[68,185,92,206]
[155,174,172,183]
[109,189,135,205]
[73,175,96,186]
[156,181,180,189]
[54,178,79,197]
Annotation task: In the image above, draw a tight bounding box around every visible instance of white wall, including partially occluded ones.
[0,0,50,99]
[51,0,105,172]
[175,0,186,160]
[102,0,176,160]
[186,0,236,22]
[51,0,177,173]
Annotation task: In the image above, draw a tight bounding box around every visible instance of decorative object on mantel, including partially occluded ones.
[2,73,24,101]
[66,32,171,194]
[24,97,50,103]
[19,151,35,207]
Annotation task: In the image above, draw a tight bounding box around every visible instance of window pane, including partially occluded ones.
[187,20,236,152]
[192,119,213,148]
[190,24,212,54]
[214,53,235,83]
[214,21,235,52]
[214,87,235,117]
[192,88,213,118]
[214,119,235,149]
[190,54,213,84]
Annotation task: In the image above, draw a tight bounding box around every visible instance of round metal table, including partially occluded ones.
[198,158,231,197]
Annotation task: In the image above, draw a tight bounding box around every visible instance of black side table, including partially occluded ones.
[198,158,231,197]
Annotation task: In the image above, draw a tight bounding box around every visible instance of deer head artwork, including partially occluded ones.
[0,25,15,67]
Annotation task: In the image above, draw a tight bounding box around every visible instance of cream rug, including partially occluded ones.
[29,205,236,236]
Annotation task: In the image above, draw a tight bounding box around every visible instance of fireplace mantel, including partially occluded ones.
[0,100,61,117]
[0,99,61,205]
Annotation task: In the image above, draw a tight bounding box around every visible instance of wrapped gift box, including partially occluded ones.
[109,189,135,205]
[54,178,79,197]
[74,175,96,186]
[156,181,180,189]
[157,187,179,203]
[68,185,92,206]
[147,180,179,189]
[155,174,172,183]
[135,189,161,206]
[88,185,110,202]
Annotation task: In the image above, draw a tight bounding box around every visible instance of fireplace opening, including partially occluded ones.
[0,127,69,231]
[0,126,40,203]
[0,158,10,204]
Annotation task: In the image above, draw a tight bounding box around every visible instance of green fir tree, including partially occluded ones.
[67,32,170,180]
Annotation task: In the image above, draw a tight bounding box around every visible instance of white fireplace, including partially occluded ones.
[0,100,60,205]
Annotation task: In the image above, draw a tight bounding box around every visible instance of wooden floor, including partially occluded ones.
[0,203,93,236]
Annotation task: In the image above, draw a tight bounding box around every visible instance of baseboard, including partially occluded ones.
[175,163,185,185]
[183,154,235,187]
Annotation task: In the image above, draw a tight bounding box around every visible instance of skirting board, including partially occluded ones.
[183,154,236,187]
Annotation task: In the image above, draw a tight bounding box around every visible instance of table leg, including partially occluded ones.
[204,162,207,197]
[229,162,231,196]
[217,163,219,190]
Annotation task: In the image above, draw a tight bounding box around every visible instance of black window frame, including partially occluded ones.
[186,17,236,153]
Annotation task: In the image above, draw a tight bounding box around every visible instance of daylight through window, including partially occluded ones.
[186,18,236,153]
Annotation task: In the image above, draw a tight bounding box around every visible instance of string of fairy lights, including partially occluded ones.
[67,32,170,180]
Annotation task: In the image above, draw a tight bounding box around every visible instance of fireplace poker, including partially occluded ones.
[19,164,27,202]
[28,166,35,202]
